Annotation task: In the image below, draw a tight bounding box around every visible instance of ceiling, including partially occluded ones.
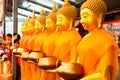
[5,0,120,21]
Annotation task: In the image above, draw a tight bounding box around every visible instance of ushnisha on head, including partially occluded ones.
[21,16,30,33]
[34,8,46,32]
[36,8,46,26]
[27,11,36,33]
[57,0,77,27]
[46,3,57,24]
[29,11,36,25]
[45,3,58,32]
[80,0,107,23]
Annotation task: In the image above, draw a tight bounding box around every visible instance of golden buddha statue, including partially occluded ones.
[28,8,50,80]
[23,11,36,51]
[45,3,57,33]
[53,0,82,63]
[19,16,29,48]
[27,11,36,35]
[43,3,61,56]
[33,8,50,51]
[77,0,118,80]
[22,16,31,50]
[41,3,61,80]
[21,14,36,80]
[27,11,37,51]
[19,16,30,80]
[34,8,46,33]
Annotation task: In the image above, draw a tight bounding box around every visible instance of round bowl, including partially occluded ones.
[38,56,59,70]
[13,48,21,57]
[57,62,83,79]
[20,52,29,61]
[28,52,45,63]
[17,48,26,52]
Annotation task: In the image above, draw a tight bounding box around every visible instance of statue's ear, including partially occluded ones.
[42,24,45,31]
[97,13,102,28]
[69,19,73,30]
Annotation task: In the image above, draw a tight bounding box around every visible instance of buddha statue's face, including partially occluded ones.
[80,8,98,31]
[21,24,25,33]
[21,23,27,34]
[56,14,70,30]
[34,20,43,33]
[46,18,56,32]
[27,23,35,33]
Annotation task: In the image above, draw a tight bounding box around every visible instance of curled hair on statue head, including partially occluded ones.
[80,0,107,23]
[57,0,77,27]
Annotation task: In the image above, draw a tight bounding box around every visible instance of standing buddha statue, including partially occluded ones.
[53,0,82,63]
[43,3,61,57]
[77,0,118,80]
[33,8,49,52]
[27,11,36,51]
[19,16,30,80]
[19,16,29,49]
[22,16,30,50]
[23,11,36,50]
[42,3,61,80]
[32,8,49,80]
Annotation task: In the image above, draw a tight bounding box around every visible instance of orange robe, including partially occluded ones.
[22,34,31,50]
[53,29,81,62]
[34,31,50,51]
[27,33,37,50]
[26,33,39,80]
[33,31,50,80]
[21,33,32,80]
[19,34,28,80]
[42,31,62,80]
[43,31,62,56]
[19,34,26,48]
[77,28,118,77]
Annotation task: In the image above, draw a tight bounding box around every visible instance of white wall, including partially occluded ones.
[5,21,23,37]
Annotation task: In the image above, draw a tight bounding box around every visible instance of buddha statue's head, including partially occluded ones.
[56,0,77,30]
[27,11,36,34]
[21,22,25,34]
[80,0,107,31]
[21,16,30,34]
[35,8,46,33]
[46,3,57,32]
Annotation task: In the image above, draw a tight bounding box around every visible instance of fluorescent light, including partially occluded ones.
[70,0,77,3]
[33,0,53,8]
[18,15,26,19]
[18,8,39,17]
[28,1,51,12]
[53,0,64,5]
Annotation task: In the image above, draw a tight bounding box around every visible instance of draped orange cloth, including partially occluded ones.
[53,29,81,62]
[22,34,32,50]
[42,31,62,80]
[19,34,26,48]
[20,34,30,80]
[20,58,28,80]
[43,31,62,56]
[27,34,37,50]
[33,31,50,51]
[77,28,118,77]
[26,33,41,80]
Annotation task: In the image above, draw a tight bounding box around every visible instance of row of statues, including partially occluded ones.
[13,0,118,80]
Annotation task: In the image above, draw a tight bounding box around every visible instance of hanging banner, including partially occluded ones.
[102,20,120,44]
[0,0,4,39]
[103,20,120,36]
[0,0,4,21]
